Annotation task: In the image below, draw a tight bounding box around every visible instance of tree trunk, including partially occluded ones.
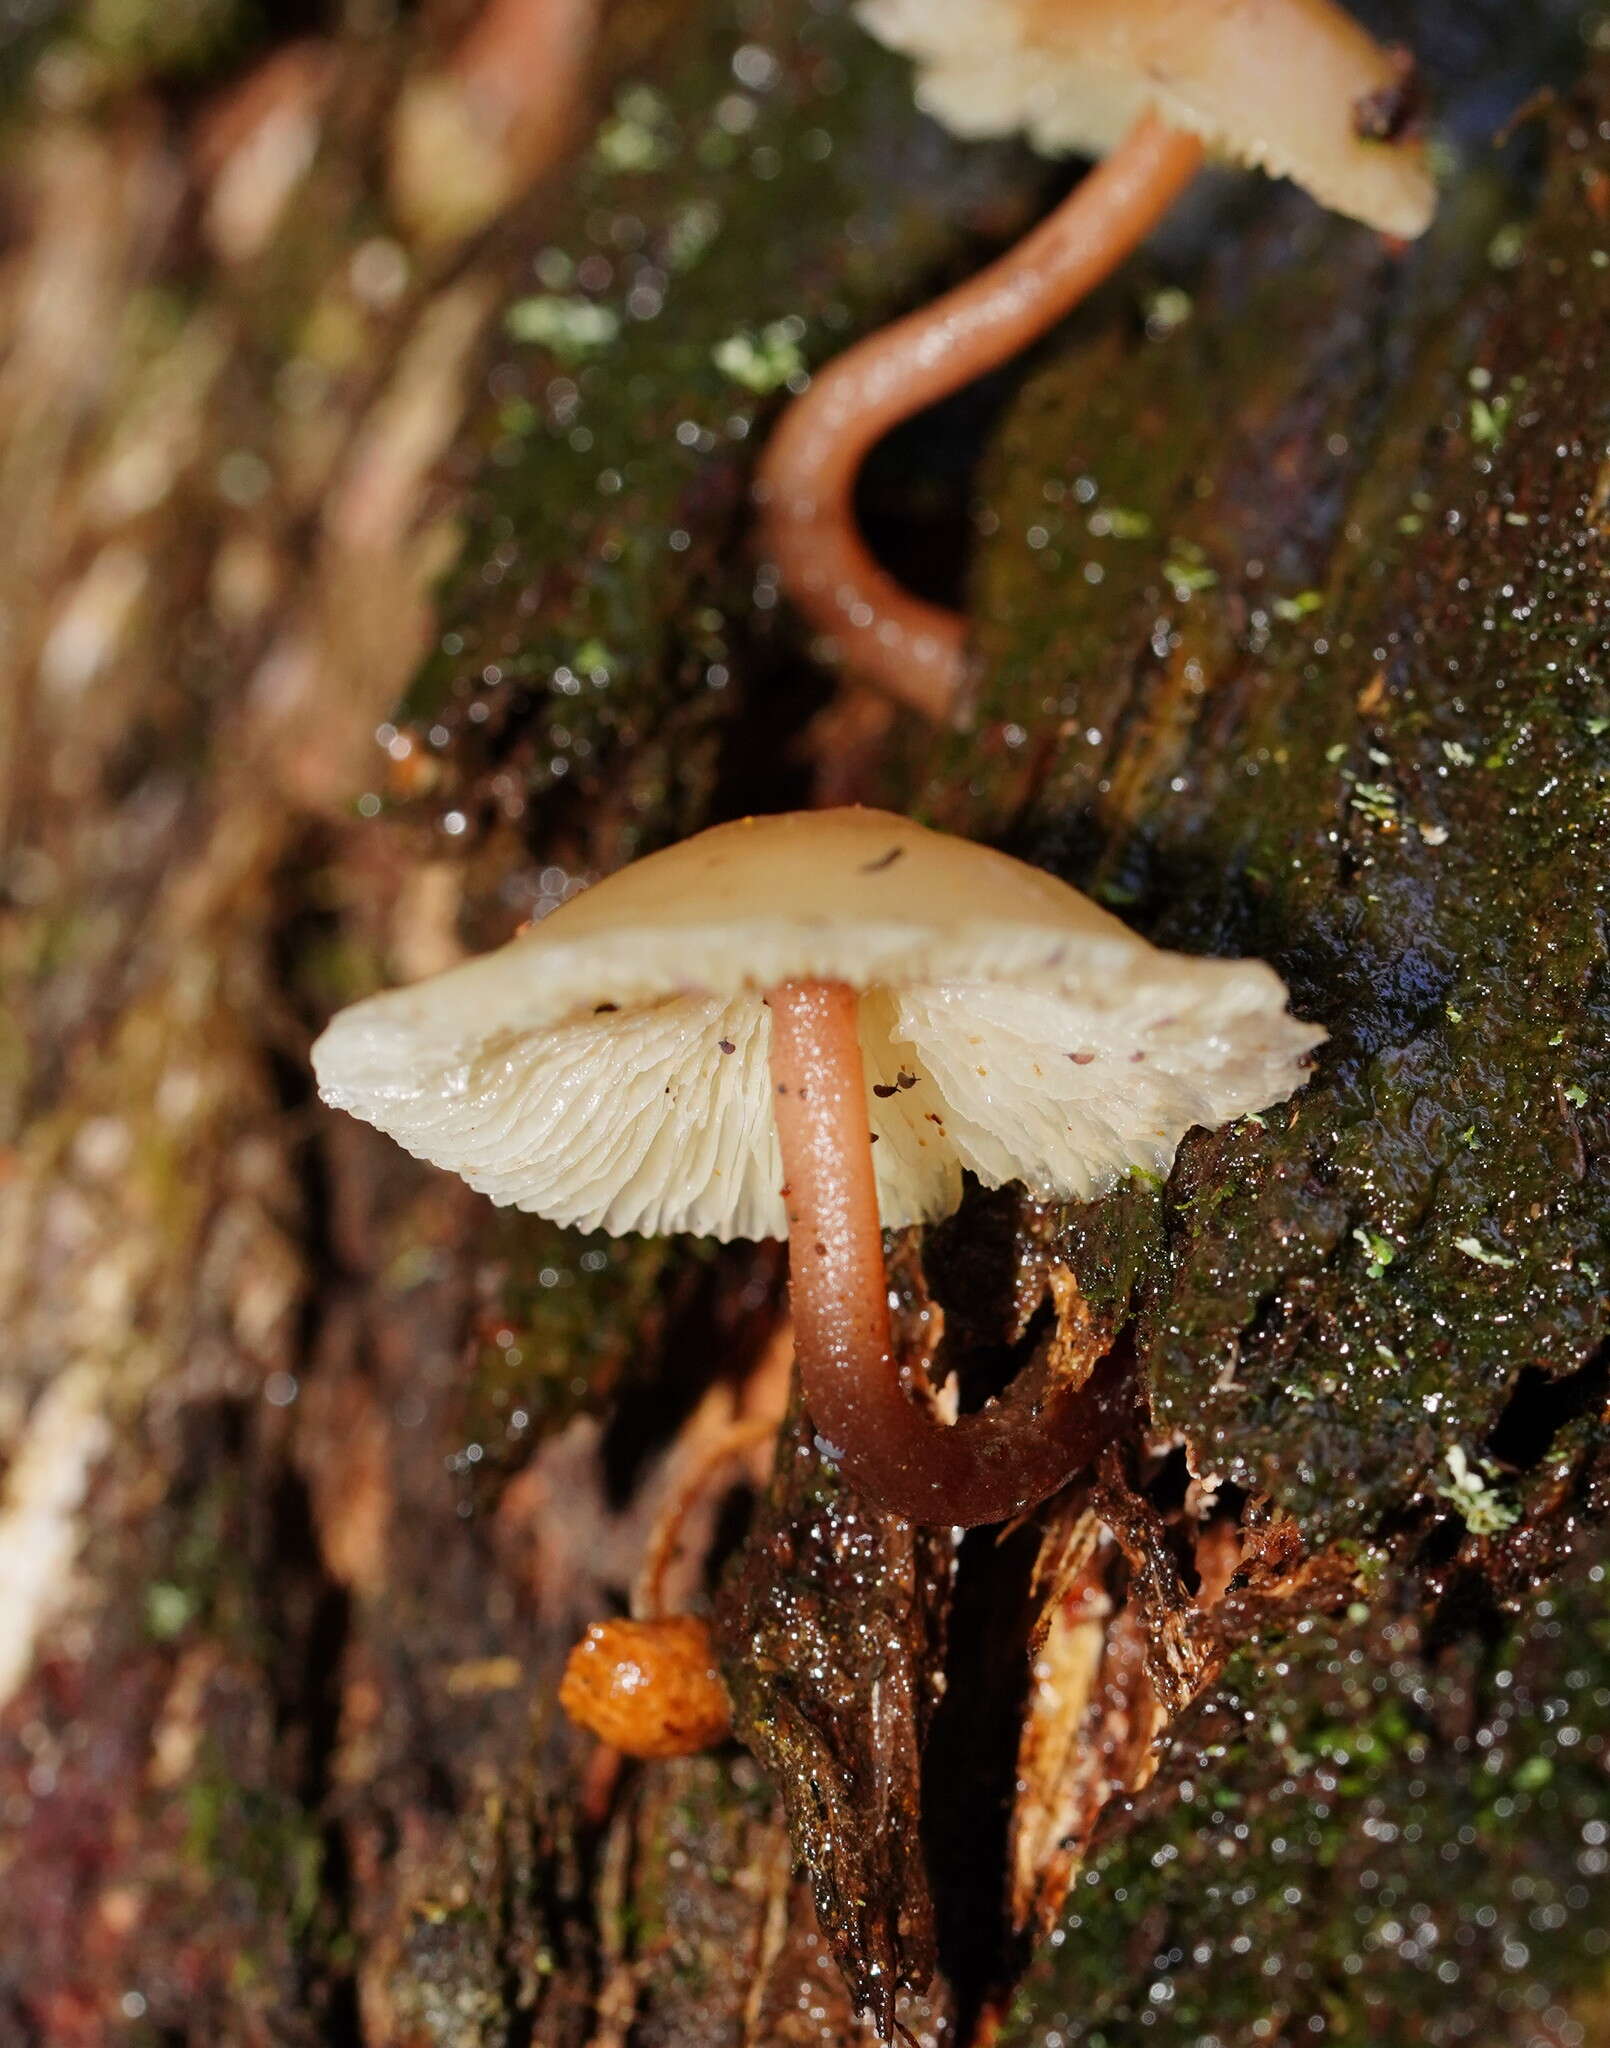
[1,2,1607,2046]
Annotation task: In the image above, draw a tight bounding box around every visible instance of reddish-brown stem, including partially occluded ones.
[755,111,1204,723]
[766,981,1130,1526]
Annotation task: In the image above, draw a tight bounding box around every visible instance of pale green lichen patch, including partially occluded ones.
[503,295,622,359]
[1353,1227,1397,1280]
[711,318,807,393]
[1454,1235,1519,1270]
[1435,1443,1520,1533]
[593,83,676,175]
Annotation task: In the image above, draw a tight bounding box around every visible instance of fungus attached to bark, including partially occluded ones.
[757,0,1436,722]
[313,810,1322,1524]
[560,1615,731,1759]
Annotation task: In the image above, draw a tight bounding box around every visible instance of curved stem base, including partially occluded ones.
[767,980,1129,1526]
[756,112,1204,723]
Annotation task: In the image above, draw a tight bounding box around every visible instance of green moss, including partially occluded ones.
[931,78,1610,1544]
[1005,1562,1610,2046]
[184,1770,325,1942]
[583,1754,789,2042]
[392,1899,508,2048]
[459,1213,677,1456]
[0,0,67,107]
[71,0,250,80]
[400,0,1029,846]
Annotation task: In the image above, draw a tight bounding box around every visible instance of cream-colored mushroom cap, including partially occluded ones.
[858,0,1435,240]
[312,809,1323,1241]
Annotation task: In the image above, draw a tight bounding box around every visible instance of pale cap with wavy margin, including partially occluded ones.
[858,0,1435,240]
[312,809,1323,1241]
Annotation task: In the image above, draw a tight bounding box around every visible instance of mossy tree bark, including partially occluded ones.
[2,2,1608,2046]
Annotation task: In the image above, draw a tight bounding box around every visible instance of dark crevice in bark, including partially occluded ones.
[261,846,369,2039]
[595,1248,772,1512]
[1486,1339,1610,1471]
[261,1454,363,2038]
[922,1517,1043,2040]
[1420,1553,1515,1665]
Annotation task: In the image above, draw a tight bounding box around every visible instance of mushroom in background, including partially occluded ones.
[312,810,1323,1526]
[756,0,1436,723]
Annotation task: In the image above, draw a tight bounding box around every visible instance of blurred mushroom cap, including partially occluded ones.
[858,0,1435,239]
[312,809,1323,1240]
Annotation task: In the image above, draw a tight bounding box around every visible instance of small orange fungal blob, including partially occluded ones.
[559,1615,731,1759]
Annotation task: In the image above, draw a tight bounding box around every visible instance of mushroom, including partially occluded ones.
[756,0,1435,723]
[313,809,1323,1525]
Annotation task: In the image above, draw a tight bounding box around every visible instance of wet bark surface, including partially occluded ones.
[1,1,1608,2045]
